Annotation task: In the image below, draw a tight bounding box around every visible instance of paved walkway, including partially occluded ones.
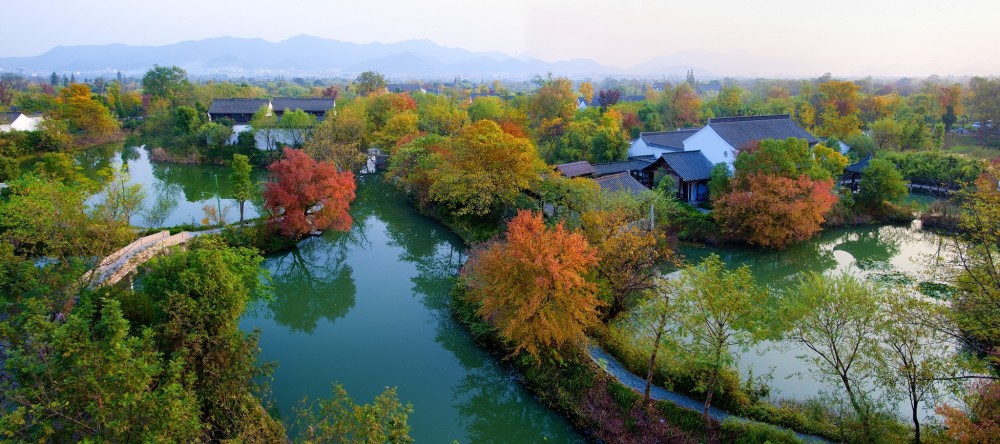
[587,345,829,443]
[84,228,222,288]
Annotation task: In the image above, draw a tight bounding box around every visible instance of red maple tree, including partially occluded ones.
[263,147,356,238]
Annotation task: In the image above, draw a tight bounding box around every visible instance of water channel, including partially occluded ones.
[69,144,586,443]
[61,144,955,436]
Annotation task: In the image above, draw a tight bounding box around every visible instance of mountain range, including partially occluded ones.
[0,35,717,80]
[1,35,991,79]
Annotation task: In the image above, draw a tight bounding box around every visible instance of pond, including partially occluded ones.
[66,143,268,227]
[678,220,955,420]
[71,145,585,443]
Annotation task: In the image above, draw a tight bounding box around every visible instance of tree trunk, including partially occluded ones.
[645,330,663,402]
[910,381,921,444]
[239,201,245,225]
[704,365,717,440]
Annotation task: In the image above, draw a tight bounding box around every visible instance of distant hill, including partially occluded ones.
[0,35,627,79]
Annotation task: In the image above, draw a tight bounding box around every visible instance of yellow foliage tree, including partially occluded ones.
[461,210,601,363]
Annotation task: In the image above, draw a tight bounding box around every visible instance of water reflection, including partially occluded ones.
[265,235,356,333]
[243,174,582,443]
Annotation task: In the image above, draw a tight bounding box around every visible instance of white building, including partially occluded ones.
[0,112,44,133]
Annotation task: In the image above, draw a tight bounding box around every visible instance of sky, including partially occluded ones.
[2,0,998,76]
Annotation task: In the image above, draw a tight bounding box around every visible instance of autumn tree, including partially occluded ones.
[429,120,542,217]
[460,210,600,363]
[304,105,367,172]
[817,80,862,139]
[57,83,119,140]
[669,255,768,436]
[597,89,621,111]
[714,138,839,248]
[715,174,836,248]
[937,380,1000,443]
[231,154,254,225]
[529,75,576,138]
[264,148,356,239]
[672,83,702,127]
[579,81,594,104]
[582,207,672,322]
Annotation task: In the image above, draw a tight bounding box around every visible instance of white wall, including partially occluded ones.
[682,126,734,169]
[254,128,300,151]
[0,115,43,133]
[628,138,674,158]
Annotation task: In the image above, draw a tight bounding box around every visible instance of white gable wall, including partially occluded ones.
[682,126,734,169]
[1,114,43,133]
[629,138,676,158]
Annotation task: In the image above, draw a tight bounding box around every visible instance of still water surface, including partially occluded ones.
[72,145,585,443]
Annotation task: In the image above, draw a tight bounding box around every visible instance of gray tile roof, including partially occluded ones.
[1,111,22,124]
[845,154,873,175]
[656,150,715,181]
[640,128,701,150]
[271,98,335,113]
[208,98,269,115]
[595,172,648,195]
[555,161,597,177]
[592,159,652,176]
[208,98,335,115]
[707,114,818,150]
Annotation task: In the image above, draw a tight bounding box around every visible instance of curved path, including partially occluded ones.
[587,345,829,443]
[84,228,222,288]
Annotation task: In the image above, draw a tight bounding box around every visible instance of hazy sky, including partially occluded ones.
[3,0,998,76]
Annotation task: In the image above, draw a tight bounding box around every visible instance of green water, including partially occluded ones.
[66,143,268,227]
[240,176,584,442]
[64,144,953,432]
[70,145,584,443]
[678,222,954,419]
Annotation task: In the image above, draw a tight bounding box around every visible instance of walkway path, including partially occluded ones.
[587,345,829,443]
[83,228,222,288]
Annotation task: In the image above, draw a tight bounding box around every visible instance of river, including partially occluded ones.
[70,144,585,443]
[63,144,954,434]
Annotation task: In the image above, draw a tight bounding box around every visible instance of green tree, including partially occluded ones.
[139,237,285,441]
[93,165,146,226]
[856,158,908,213]
[294,384,413,444]
[877,292,963,444]
[251,104,279,151]
[0,297,203,442]
[629,277,675,402]
[141,65,189,104]
[231,153,254,225]
[354,71,386,96]
[951,160,1000,356]
[707,163,731,201]
[280,108,319,146]
[787,272,883,441]
[669,255,769,436]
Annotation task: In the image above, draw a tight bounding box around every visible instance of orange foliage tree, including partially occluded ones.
[461,210,601,363]
[714,174,836,249]
[937,380,1000,443]
[263,147,356,239]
